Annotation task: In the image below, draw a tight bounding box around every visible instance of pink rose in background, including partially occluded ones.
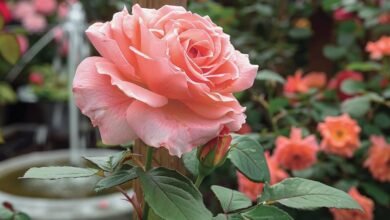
[29,72,44,85]
[33,0,57,15]
[16,35,29,54]
[73,5,258,156]
[0,0,12,23]
[12,1,35,21]
[333,8,356,21]
[328,70,363,101]
[57,2,68,19]
[22,13,47,33]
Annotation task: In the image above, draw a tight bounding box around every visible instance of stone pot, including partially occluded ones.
[0,150,133,220]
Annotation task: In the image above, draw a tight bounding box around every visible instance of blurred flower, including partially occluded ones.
[16,35,29,54]
[22,13,46,33]
[57,2,68,19]
[237,152,288,201]
[364,135,390,182]
[12,1,35,21]
[33,0,57,15]
[274,127,318,170]
[328,70,363,101]
[198,126,232,169]
[29,72,44,85]
[0,0,12,23]
[330,187,374,220]
[284,70,326,95]
[318,114,361,158]
[236,123,252,134]
[333,8,356,21]
[294,18,311,29]
[378,12,390,24]
[366,36,390,60]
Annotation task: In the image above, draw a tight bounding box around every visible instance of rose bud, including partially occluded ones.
[198,126,232,171]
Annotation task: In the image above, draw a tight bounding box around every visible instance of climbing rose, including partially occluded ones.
[328,70,363,101]
[366,36,390,60]
[73,5,258,156]
[33,0,57,15]
[318,114,361,158]
[274,127,318,170]
[237,152,288,201]
[330,188,374,220]
[364,135,390,182]
[284,70,326,96]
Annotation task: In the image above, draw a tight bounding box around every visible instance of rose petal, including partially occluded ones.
[126,101,238,156]
[73,57,136,144]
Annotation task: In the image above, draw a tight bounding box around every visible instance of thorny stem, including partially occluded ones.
[116,186,142,220]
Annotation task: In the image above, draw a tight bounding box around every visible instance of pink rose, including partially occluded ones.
[16,35,29,54]
[33,0,57,15]
[22,13,47,33]
[12,1,35,21]
[73,5,258,156]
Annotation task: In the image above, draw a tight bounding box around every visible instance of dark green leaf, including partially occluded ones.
[288,28,312,39]
[182,148,199,176]
[137,167,212,220]
[22,166,98,179]
[340,79,365,95]
[360,182,390,206]
[259,178,362,210]
[269,98,289,115]
[0,34,20,64]
[14,212,31,220]
[95,169,138,192]
[228,135,270,182]
[323,45,346,60]
[256,70,285,84]
[374,113,390,129]
[341,96,371,118]
[213,214,244,220]
[346,62,382,72]
[241,205,293,220]
[211,185,251,213]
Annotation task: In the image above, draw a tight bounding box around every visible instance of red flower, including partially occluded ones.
[333,8,356,21]
[29,72,44,85]
[236,123,252,134]
[328,71,363,101]
[284,70,326,96]
[0,0,12,23]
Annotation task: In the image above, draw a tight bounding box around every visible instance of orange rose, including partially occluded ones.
[366,36,390,60]
[364,135,390,182]
[274,127,319,170]
[284,70,326,96]
[330,188,374,220]
[237,152,288,201]
[318,114,361,158]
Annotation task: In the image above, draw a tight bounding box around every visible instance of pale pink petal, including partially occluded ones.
[73,57,136,144]
[219,51,258,93]
[126,101,239,156]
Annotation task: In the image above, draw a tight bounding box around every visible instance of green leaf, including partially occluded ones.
[84,151,124,172]
[211,185,251,213]
[323,45,346,60]
[228,135,269,182]
[269,98,289,115]
[213,213,244,220]
[322,0,341,11]
[341,96,371,118]
[241,205,293,220]
[137,167,212,220]
[340,79,365,95]
[256,70,285,84]
[0,34,20,64]
[0,82,17,104]
[95,169,138,192]
[0,16,4,30]
[258,178,362,210]
[0,207,13,220]
[360,182,390,206]
[288,28,312,39]
[14,212,31,220]
[182,148,199,176]
[346,61,382,72]
[374,113,390,129]
[22,166,99,179]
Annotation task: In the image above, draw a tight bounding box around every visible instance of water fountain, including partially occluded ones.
[0,3,133,220]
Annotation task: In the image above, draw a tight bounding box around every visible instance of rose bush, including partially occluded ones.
[73,4,258,156]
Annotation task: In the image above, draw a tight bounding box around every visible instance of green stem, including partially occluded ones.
[194,175,205,188]
[142,147,154,220]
